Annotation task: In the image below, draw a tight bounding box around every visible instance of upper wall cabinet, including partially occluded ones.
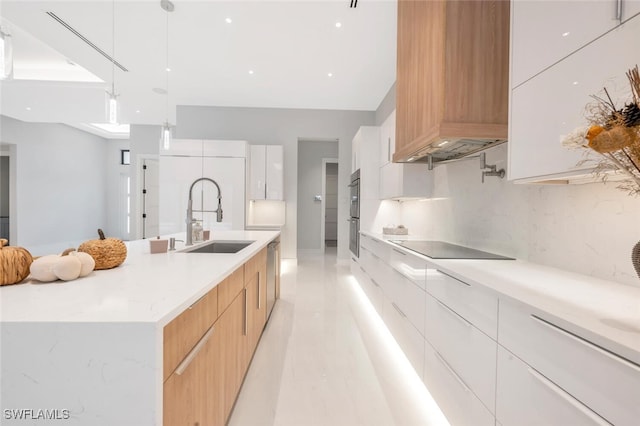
[380,110,396,167]
[249,145,283,200]
[508,13,640,182]
[511,0,640,88]
[393,0,510,163]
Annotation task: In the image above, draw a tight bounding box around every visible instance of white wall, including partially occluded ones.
[176,106,375,259]
[297,140,339,251]
[374,143,640,287]
[0,115,108,255]
[0,155,8,217]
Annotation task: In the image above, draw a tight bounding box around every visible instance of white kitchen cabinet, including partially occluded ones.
[496,346,612,426]
[383,295,425,378]
[388,268,426,337]
[423,340,495,426]
[425,292,497,413]
[249,145,283,200]
[510,0,635,88]
[379,110,395,167]
[498,298,640,426]
[509,14,640,182]
[389,246,427,289]
[425,267,498,340]
[379,163,431,200]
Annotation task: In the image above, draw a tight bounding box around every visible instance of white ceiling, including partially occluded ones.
[0,0,397,129]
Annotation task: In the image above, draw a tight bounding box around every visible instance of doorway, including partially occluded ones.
[322,159,339,252]
[0,155,9,241]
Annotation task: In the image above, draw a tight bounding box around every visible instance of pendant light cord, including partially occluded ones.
[111,0,115,95]
[165,6,169,126]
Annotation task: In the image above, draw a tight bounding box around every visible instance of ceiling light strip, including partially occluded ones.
[46,11,129,72]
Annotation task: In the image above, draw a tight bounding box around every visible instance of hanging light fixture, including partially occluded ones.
[0,25,13,80]
[160,0,174,150]
[105,0,119,124]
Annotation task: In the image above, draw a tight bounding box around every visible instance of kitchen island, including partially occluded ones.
[0,230,279,425]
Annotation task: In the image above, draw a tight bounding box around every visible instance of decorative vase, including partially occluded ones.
[633,241,640,279]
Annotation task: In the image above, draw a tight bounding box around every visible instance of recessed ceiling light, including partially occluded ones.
[335,22,342,28]
[327,72,333,77]
[562,32,570,37]
[152,87,167,94]
[166,67,171,72]
[136,110,141,113]
[25,107,31,111]
[573,81,579,85]
[249,70,254,75]
[225,17,232,24]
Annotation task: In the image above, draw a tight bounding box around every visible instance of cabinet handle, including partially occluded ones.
[435,269,470,286]
[392,248,407,256]
[187,293,207,309]
[257,276,261,310]
[243,288,248,336]
[391,302,407,318]
[616,0,622,23]
[527,367,612,425]
[433,349,471,394]
[371,278,380,288]
[435,299,472,329]
[175,325,215,376]
[530,315,640,371]
[387,136,391,161]
[359,265,366,273]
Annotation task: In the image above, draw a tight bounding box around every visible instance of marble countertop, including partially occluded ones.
[0,230,279,326]
[362,231,640,365]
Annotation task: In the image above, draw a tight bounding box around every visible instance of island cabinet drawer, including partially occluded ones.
[355,262,384,316]
[496,346,612,426]
[217,267,244,314]
[498,299,640,426]
[423,340,495,426]
[426,267,498,340]
[390,247,426,289]
[387,268,426,336]
[425,292,497,412]
[163,286,219,381]
[383,295,424,377]
[244,247,267,285]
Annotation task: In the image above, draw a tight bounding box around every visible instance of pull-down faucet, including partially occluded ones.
[186,177,223,245]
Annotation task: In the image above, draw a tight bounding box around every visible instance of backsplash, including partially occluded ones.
[376,144,640,287]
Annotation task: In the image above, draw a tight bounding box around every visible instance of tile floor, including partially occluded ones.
[228,248,449,426]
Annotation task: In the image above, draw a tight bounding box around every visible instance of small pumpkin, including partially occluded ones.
[78,229,127,270]
[0,239,33,285]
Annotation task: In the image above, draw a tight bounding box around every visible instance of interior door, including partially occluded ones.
[142,158,159,239]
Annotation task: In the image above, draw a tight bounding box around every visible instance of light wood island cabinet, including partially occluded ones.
[163,248,269,426]
[393,0,510,163]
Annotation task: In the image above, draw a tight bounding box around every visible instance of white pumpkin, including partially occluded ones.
[29,255,60,282]
[53,256,82,281]
[69,251,95,277]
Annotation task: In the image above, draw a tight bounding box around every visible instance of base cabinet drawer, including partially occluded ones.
[388,268,426,336]
[390,247,426,289]
[496,346,611,426]
[425,293,497,412]
[426,267,498,339]
[423,340,495,426]
[383,296,424,377]
[499,299,640,426]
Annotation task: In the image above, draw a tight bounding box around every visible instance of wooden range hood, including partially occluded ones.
[393,0,510,164]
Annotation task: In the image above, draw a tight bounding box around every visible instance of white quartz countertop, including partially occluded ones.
[362,231,640,365]
[0,230,279,326]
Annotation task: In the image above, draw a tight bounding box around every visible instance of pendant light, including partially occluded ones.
[105,0,118,124]
[0,25,13,80]
[160,0,174,150]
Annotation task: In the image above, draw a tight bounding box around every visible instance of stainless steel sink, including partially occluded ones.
[182,240,255,254]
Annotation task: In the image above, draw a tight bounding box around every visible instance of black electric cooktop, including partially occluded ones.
[391,240,514,260]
